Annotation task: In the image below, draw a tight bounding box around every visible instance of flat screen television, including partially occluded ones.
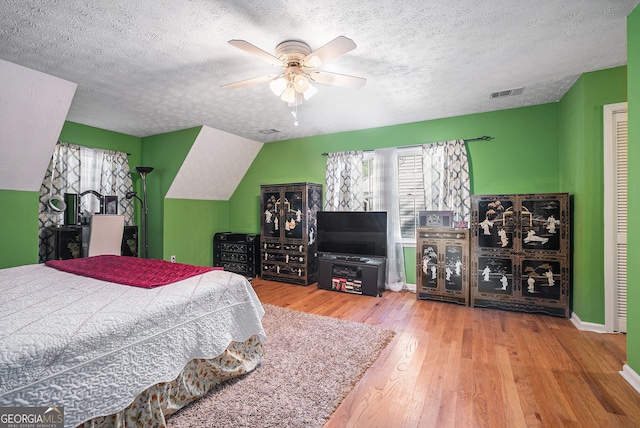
[316,211,387,258]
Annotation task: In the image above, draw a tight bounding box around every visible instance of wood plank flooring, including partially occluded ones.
[251,278,640,428]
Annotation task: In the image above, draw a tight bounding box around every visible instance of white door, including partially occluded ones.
[604,102,628,333]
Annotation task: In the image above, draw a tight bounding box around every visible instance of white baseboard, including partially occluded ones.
[620,364,640,394]
[570,312,608,333]
[570,314,640,394]
[405,282,416,293]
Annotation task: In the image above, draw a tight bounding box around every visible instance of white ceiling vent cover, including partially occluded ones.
[490,87,525,99]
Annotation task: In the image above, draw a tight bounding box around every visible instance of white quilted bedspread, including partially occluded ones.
[0,263,266,427]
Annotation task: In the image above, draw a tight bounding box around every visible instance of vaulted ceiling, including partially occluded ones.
[1,0,639,144]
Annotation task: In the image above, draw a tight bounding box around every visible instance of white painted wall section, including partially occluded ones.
[166,125,262,200]
[0,60,77,191]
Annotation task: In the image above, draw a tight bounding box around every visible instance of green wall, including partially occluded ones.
[230,103,561,285]
[0,190,39,268]
[558,67,628,323]
[140,126,203,261]
[626,4,640,373]
[164,198,229,266]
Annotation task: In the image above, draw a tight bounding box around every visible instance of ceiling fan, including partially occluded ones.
[222,36,366,106]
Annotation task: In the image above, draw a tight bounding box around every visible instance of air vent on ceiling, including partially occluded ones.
[259,128,280,134]
[490,87,525,99]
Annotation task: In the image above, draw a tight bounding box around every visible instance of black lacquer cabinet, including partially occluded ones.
[260,183,322,285]
[470,193,571,318]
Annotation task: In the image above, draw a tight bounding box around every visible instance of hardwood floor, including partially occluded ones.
[251,278,640,428]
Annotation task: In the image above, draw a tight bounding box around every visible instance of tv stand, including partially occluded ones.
[335,255,370,263]
[318,254,386,297]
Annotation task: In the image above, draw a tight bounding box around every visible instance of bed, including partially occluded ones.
[0,256,266,427]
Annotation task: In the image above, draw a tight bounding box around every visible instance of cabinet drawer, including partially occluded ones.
[283,243,305,252]
[221,252,248,263]
[220,242,250,253]
[262,251,305,264]
[222,262,250,274]
[262,262,306,277]
[263,242,281,250]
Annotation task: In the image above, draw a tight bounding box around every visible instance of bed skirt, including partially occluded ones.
[79,335,264,427]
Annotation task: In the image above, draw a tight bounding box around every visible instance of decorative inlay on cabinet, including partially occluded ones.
[471,193,571,318]
[213,232,260,278]
[416,227,470,306]
[260,183,322,285]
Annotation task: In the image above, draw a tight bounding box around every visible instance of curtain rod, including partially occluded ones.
[321,135,492,156]
[58,140,133,156]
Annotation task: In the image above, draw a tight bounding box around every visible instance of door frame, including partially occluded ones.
[603,102,628,333]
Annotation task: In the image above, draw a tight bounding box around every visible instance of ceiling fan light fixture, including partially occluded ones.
[270,77,287,96]
[225,36,365,113]
[293,74,310,93]
[281,85,296,104]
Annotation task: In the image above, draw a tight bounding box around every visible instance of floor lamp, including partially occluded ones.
[126,166,154,258]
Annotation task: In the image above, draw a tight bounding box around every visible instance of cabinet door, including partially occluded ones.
[283,189,304,240]
[122,226,138,257]
[261,190,282,239]
[444,243,465,292]
[307,185,322,245]
[474,196,516,250]
[520,258,565,302]
[55,228,83,260]
[519,195,567,254]
[475,254,515,297]
[418,242,439,290]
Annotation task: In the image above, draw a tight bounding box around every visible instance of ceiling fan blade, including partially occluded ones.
[308,70,366,88]
[302,36,357,68]
[221,74,279,89]
[228,40,284,67]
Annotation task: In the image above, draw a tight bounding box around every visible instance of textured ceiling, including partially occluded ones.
[1,0,638,144]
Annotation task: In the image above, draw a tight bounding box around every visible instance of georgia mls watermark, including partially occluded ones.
[0,407,63,428]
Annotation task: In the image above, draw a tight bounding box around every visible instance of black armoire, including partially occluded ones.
[470,193,571,318]
[259,183,322,285]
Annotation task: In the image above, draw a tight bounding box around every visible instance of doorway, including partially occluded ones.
[604,102,628,333]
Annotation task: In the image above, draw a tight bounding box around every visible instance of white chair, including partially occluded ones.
[87,214,125,257]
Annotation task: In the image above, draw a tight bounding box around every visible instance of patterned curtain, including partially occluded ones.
[422,140,471,224]
[38,142,134,262]
[38,142,81,262]
[324,151,365,211]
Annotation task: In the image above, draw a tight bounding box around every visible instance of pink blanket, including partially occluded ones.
[45,255,218,288]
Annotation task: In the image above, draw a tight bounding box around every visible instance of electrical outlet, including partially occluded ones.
[170,255,176,263]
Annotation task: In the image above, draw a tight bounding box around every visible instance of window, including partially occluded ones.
[397,148,425,241]
[362,147,425,242]
[80,146,105,214]
[38,142,135,262]
[325,140,470,247]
